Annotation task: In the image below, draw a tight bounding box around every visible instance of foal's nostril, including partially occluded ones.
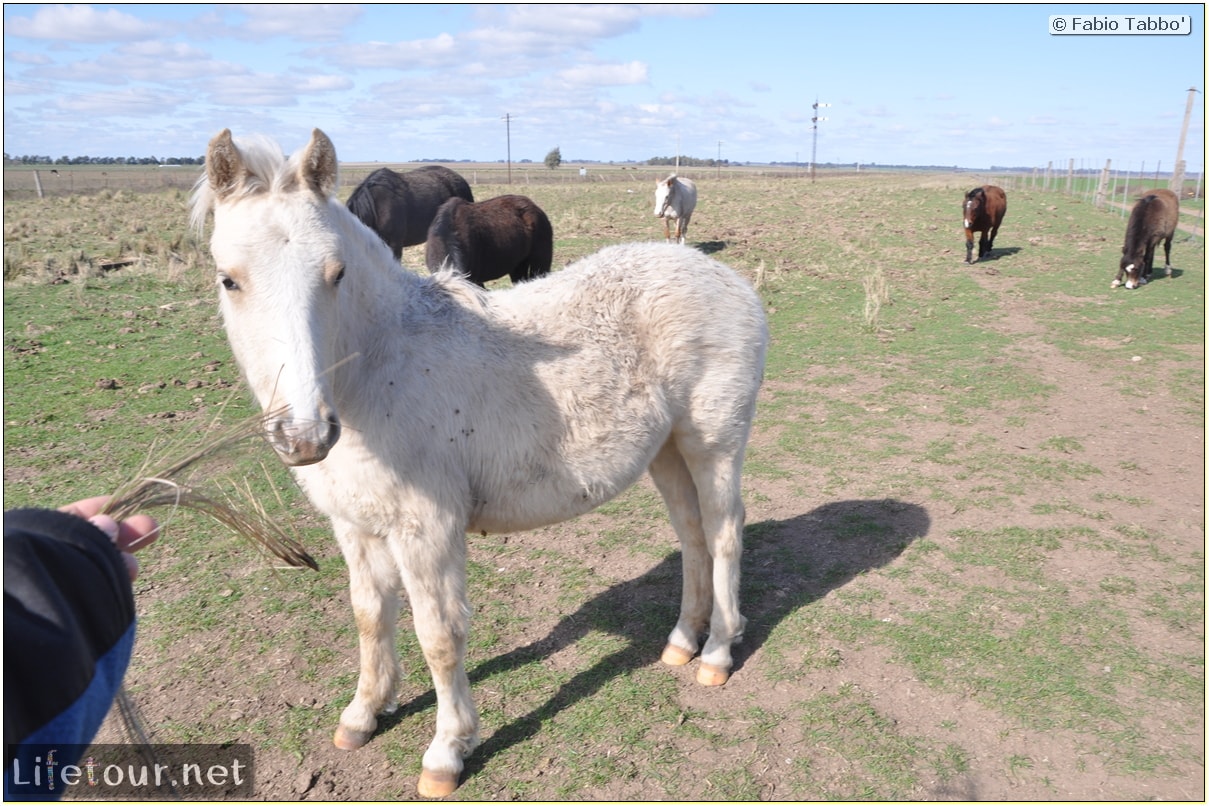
[263,412,342,466]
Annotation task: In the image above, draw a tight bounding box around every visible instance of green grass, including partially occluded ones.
[3,173,1203,801]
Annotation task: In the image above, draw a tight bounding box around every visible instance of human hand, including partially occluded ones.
[59,496,159,582]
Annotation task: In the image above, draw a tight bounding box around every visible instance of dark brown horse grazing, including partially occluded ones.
[425,195,554,287]
[347,166,473,259]
[1113,189,1179,289]
[962,185,1007,264]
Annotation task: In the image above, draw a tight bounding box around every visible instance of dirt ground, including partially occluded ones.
[81,260,1203,801]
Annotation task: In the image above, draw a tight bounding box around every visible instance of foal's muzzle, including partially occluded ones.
[268,414,342,466]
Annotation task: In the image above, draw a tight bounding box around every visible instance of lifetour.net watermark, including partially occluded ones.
[1049,14,1193,35]
[6,744,254,799]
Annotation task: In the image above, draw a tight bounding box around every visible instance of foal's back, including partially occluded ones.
[451,242,766,531]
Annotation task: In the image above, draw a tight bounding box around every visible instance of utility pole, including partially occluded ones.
[1170,86,1200,197]
[503,113,512,184]
[811,98,830,184]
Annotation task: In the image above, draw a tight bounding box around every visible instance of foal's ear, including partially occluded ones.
[206,129,244,201]
[299,128,339,197]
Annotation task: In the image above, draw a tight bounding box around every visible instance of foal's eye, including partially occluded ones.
[333,267,346,287]
[219,275,240,292]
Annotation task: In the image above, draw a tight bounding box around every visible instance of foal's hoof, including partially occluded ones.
[333,725,374,750]
[697,663,731,687]
[661,643,695,667]
[417,769,459,798]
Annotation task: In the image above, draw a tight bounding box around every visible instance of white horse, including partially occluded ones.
[653,173,697,244]
[191,129,767,798]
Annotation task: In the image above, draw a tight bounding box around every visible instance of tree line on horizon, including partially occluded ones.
[4,154,203,166]
[8,151,1166,176]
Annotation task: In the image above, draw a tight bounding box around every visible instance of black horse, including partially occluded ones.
[425,195,554,287]
[1113,189,1179,289]
[347,166,474,259]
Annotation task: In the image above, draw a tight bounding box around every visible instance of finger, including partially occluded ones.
[87,514,121,542]
[121,552,140,583]
[59,496,112,519]
[117,514,160,552]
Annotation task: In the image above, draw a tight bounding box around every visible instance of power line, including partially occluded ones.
[502,113,514,184]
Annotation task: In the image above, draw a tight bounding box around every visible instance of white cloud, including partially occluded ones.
[555,61,649,88]
[55,87,186,117]
[318,33,461,70]
[6,4,165,42]
[299,75,354,93]
[4,51,52,66]
[199,4,363,42]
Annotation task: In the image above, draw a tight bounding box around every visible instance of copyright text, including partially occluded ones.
[1050,15,1192,35]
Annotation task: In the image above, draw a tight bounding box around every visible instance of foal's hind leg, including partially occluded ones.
[649,440,712,670]
[1163,233,1174,277]
[649,438,746,686]
[331,518,403,751]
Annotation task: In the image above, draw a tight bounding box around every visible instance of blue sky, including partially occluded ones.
[3,4,1204,171]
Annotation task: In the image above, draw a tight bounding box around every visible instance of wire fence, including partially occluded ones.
[4,162,791,200]
[5,159,1203,240]
[982,159,1203,238]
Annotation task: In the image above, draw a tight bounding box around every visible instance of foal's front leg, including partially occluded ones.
[389,520,479,798]
[331,519,403,750]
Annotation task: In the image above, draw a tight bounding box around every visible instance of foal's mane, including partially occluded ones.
[189,134,334,233]
[1122,194,1160,252]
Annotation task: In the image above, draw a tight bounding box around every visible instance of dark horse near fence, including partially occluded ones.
[347,166,474,259]
[962,185,1007,264]
[1113,189,1179,289]
[425,195,554,287]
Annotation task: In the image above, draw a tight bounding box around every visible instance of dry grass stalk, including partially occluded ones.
[103,406,319,571]
[862,267,890,331]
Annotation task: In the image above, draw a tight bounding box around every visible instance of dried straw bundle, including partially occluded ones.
[103,406,318,571]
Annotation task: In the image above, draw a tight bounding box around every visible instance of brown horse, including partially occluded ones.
[962,185,1007,264]
[1113,189,1179,289]
[347,166,474,259]
[425,195,554,287]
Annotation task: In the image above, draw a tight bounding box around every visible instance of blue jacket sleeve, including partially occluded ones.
[3,508,136,769]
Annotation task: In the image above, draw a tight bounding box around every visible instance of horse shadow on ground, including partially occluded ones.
[694,240,727,255]
[377,497,930,781]
[977,246,1022,263]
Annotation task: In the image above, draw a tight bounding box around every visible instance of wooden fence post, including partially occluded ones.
[33,170,44,199]
[1094,159,1111,208]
